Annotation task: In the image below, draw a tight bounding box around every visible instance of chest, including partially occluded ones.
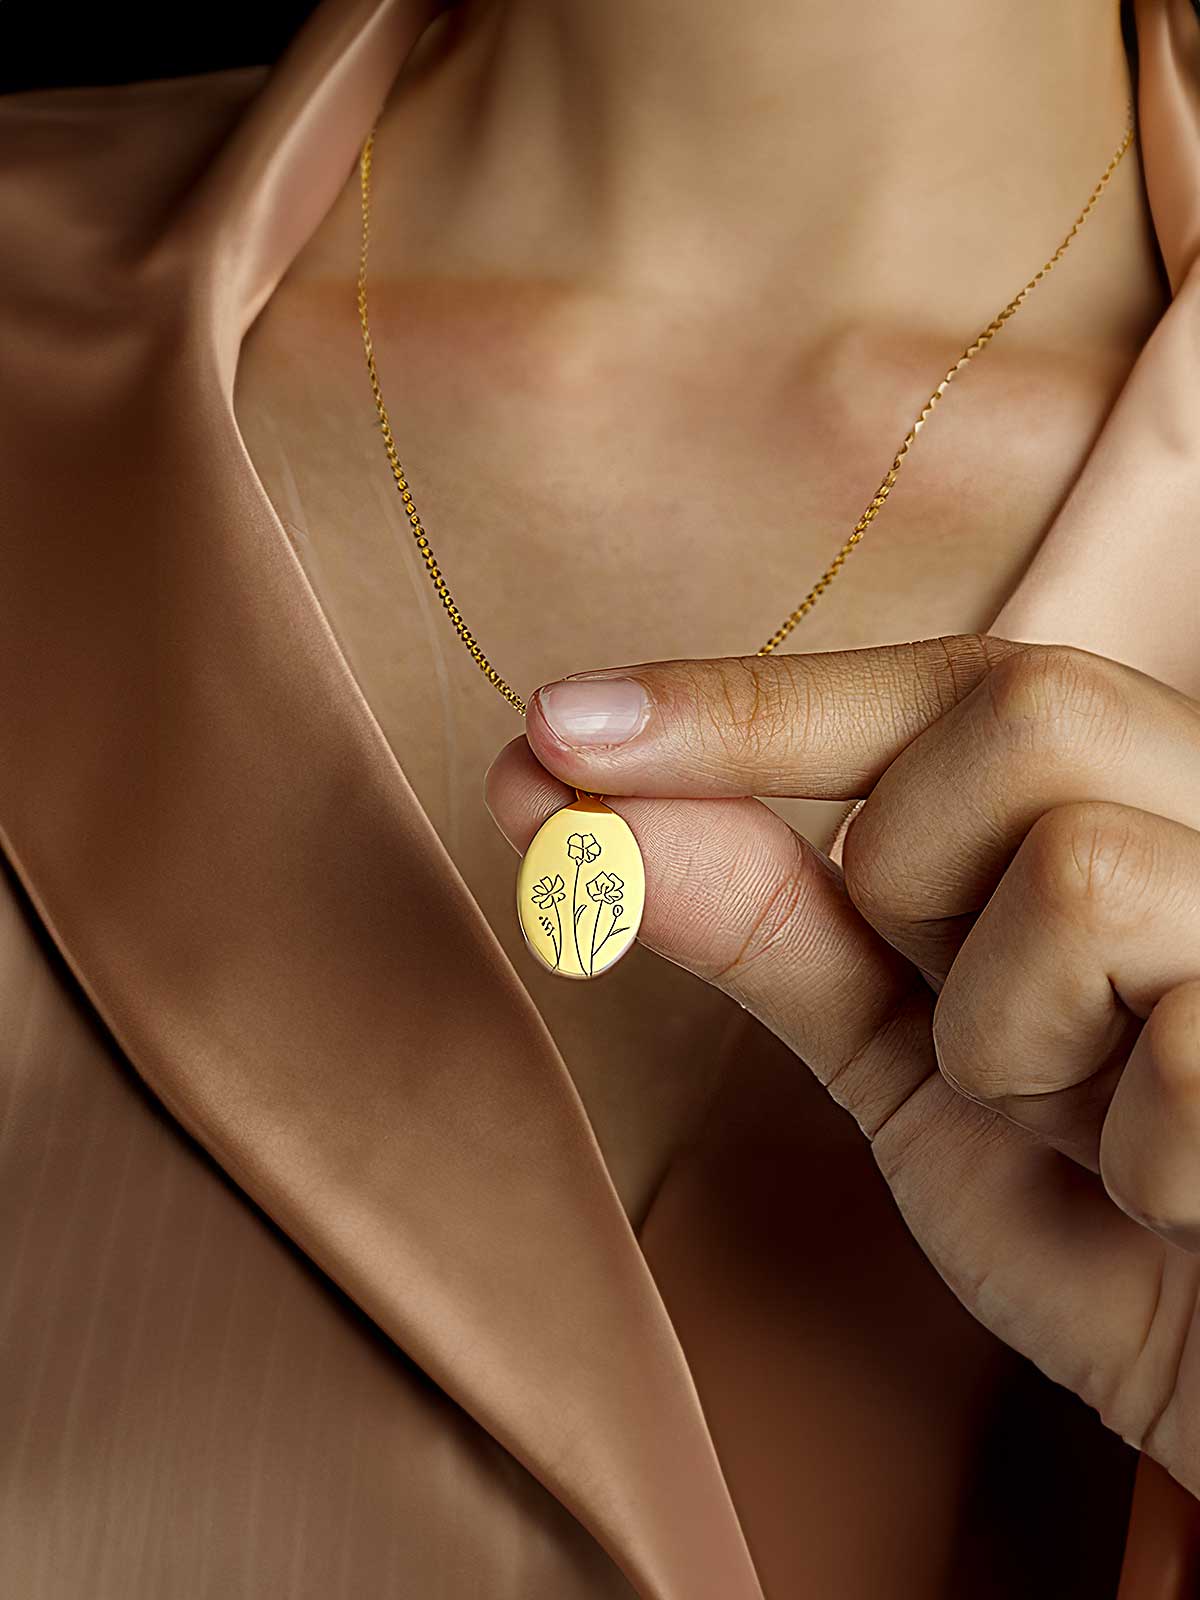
[235,272,1133,860]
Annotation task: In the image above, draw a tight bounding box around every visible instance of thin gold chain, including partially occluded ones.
[357,102,1135,717]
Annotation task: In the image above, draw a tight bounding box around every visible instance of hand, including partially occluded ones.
[485,635,1200,1494]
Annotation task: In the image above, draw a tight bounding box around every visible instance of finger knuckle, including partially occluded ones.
[1101,982,1200,1259]
[929,988,977,1098]
[1140,980,1200,1106]
[919,633,1005,716]
[1023,801,1156,926]
[1116,1192,1200,1253]
[984,645,1132,764]
[839,797,906,925]
[930,975,1011,1105]
[1105,1165,1200,1254]
[712,657,819,767]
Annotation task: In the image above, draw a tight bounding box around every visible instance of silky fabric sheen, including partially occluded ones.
[2,1,1200,1595]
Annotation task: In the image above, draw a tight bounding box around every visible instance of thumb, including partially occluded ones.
[485,736,934,1137]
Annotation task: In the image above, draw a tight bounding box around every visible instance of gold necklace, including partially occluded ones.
[357,103,1135,980]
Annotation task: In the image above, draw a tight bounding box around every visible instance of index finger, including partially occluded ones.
[524,633,1025,798]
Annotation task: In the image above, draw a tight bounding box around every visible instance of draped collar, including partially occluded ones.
[1,1,1199,1593]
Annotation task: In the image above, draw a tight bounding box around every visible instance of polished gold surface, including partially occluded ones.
[517,798,646,979]
[356,102,1134,708]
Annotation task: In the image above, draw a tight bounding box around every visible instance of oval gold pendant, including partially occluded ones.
[516,794,645,979]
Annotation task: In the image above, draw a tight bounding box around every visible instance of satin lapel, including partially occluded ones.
[0,3,762,1596]
[991,0,1200,700]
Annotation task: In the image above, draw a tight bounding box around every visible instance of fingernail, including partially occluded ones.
[534,676,651,747]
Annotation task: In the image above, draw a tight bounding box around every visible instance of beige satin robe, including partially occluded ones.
[3,0,1200,1594]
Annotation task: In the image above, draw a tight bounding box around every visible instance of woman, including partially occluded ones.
[2,0,1199,1593]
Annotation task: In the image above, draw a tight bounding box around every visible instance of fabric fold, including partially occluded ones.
[0,5,765,1595]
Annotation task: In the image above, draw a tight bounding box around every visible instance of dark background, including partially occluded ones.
[0,3,322,94]
[0,0,1158,97]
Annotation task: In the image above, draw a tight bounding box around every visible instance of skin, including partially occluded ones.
[362,0,1148,343]
[250,0,1166,900]
[486,636,1200,1495]
[233,0,1180,1582]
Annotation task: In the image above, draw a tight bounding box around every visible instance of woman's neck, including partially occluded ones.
[347,0,1163,382]
[383,1,1146,319]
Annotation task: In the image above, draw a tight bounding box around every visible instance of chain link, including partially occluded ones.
[358,103,1135,715]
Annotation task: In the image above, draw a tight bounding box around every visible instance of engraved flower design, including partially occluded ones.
[530,873,567,909]
[585,870,624,905]
[567,832,602,864]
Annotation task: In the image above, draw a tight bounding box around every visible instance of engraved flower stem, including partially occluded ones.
[571,860,585,972]
[590,904,628,973]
